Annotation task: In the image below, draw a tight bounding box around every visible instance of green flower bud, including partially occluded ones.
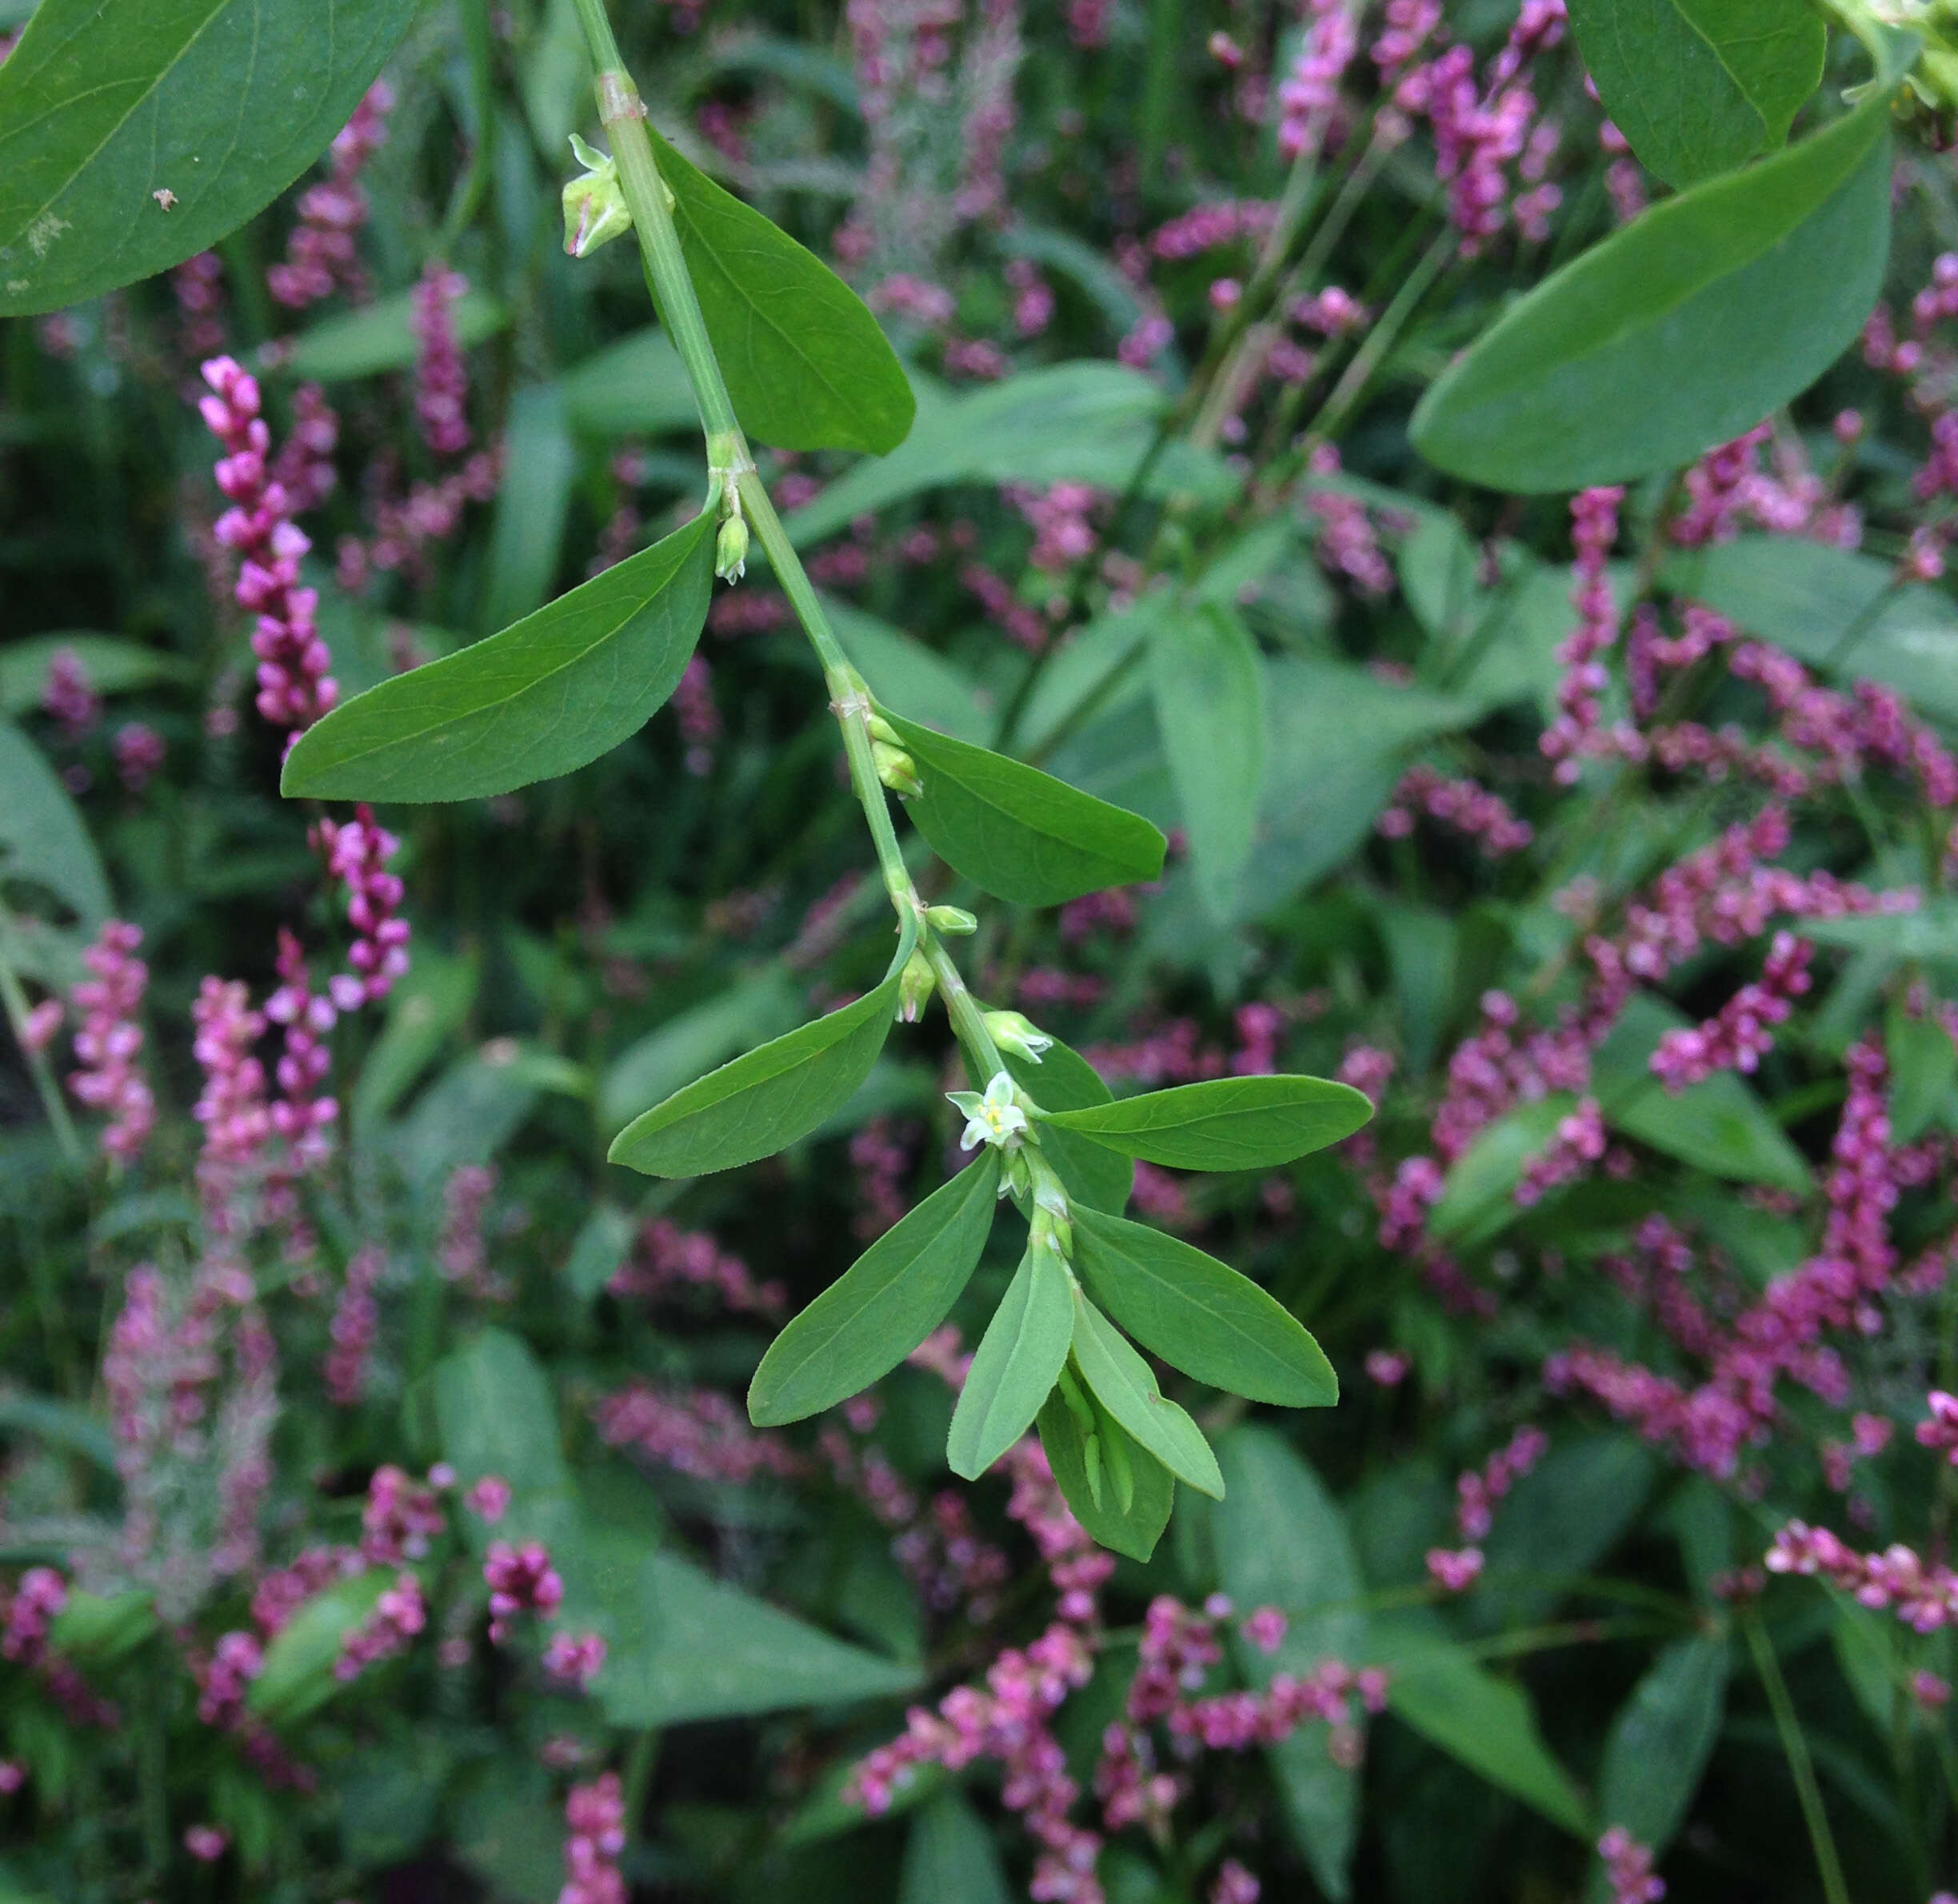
[897,948,937,1023]
[866,712,905,748]
[715,515,749,582]
[872,740,922,798]
[562,134,632,258]
[925,904,977,936]
[983,1008,1053,1063]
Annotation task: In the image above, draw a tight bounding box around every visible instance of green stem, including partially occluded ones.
[1744,1613,1852,1904]
[0,935,82,1168]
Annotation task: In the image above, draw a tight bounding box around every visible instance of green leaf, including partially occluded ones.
[1149,603,1266,921]
[564,1202,637,1303]
[1409,30,1911,493]
[1569,0,1824,189]
[1216,1428,1366,1900]
[0,634,190,716]
[597,969,801,1133]
[561,327,699,439]
[0,1394,118,1473]
[478,382,577,635]
[879,709,1165,907]
[1587,1635,1728,1897]
[1371,1610,1592,1834]
[1069,1204,1337,1407]
[350,947,478,1128]
[784,363,1236,547]
[1069,1291,1223,1496]
[1429,1095,1579,1247]
[1888,1000,1956,1144]
[1035,1386,1174,1562]
[282,511,716,802]
[1002,1039,1131,1213]
[599,1549,917,1725]
[749,1150,1002,1425]
[827,598,993,744]
[946,1243,1073,1479]
[0,715,109,929]
[1043,1074,1372,1172]
[281,285,508,382]
[433,1327,569,1499]
[0,0,420,316]
[900,1792,1012,1904]
[1803,898,1958,961]
[649,129,913,456]
[249,1570,393,1725]
[609,920,914,1178]
[1593,993,1811,1193]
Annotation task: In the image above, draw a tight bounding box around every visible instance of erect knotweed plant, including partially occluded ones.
[266,0,1373,1557]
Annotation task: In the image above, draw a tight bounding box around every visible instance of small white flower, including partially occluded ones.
[948,1071,1029,1152]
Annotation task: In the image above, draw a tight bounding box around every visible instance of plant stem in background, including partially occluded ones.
[1744,1613,1851,1904]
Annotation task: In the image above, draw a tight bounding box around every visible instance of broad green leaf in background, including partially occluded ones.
[1216,1428,1367,1900]
[281,285,508,382]
[478,383,577,635]
[783,362,1236,545]
[1888,1000,1956,1144]
[1429,1095,1580,1246]
[880,709,1166,907]
[0,716,109,929]
[250,1570,394,1725]
[650,130,913,456]
[1002,1040,1133,1213]
[1036,1387,1174,1561]
[1569,0,1824,188]
[597,969,801,1133]
[282,512,716,802]
[828,598,993,744]
[1585,1635,1728,1901]
[609,921,913,1177]
[561,327,699,438]
[1150,603,1266,921]
[1803,899,1958,961]
[946,1245,1073,1479]
[599,1550,916,1725]
[1410,30,1909,492]
[1070,1204,1337,1405]
[899,1790,1012,1904]
[433,1328,569,1499]
[0,1394,118,1474]
[1043,1075,1373,1172]
[0,634,190,715]
[749,1151,1002,1425]
[1069,1292,1223,1496]
[350,947,480,1128]
[0,0,421,316]
[564,1202,639,1303]
[1372,1610,1592,1834]
[1594,994,1812,1192]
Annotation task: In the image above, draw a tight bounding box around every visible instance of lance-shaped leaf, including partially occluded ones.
[283,512,717,802]
[749,1150,1002,1425]
[1042,1075,1372,1172]
[649,130,913,457]
[1409,29,1912,493]
[1150,602,1265,921]
[1568,0,1824,190]
[946,1243,1073,1479]
[0,0,421,317]
[1036,1387,1174,1562]
[1070,1204,1337,1406]
[878,709,1165,907]
[1069,1292,1224,1497]
[610,916,916,1179]
[1003,1040,1133,1214]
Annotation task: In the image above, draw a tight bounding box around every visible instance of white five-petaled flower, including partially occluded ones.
[949,1072,1029,1152]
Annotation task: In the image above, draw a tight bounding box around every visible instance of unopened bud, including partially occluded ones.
[561,135,632,258]
[984,1008,1053,1063]
[866,712,905,747]
[872,740,921,798]
[715,515,749,582]
[897,948,936,1023]
[925,904,977,936]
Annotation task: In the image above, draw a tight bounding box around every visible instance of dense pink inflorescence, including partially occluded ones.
[267,82,394,309]
[484,1540,563,1643]
[412,262,473,457]
[68,920,156,1164]
[560,1773,628,1904]
[1598,1826,1665,1904]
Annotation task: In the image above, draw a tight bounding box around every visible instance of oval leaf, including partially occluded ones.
[650,130,914,457]
[1569,0,1824,188]
[1003,1040,1133,1214]
[879,709,1166,907]
[1035,1387,1173,1562]
[1070,1204,1337,1407]
[0,715,110,929]
[946,1244,1073,1479]
[1069,1292,1224,1497]
[282,511,716,802]
[0,0,420,317]
[1409,35,1908,493]
[1043,1075,1373,1172]
[609,920,915,1179]
[749,1150,1002,1425]
[1150,602,1266,922]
